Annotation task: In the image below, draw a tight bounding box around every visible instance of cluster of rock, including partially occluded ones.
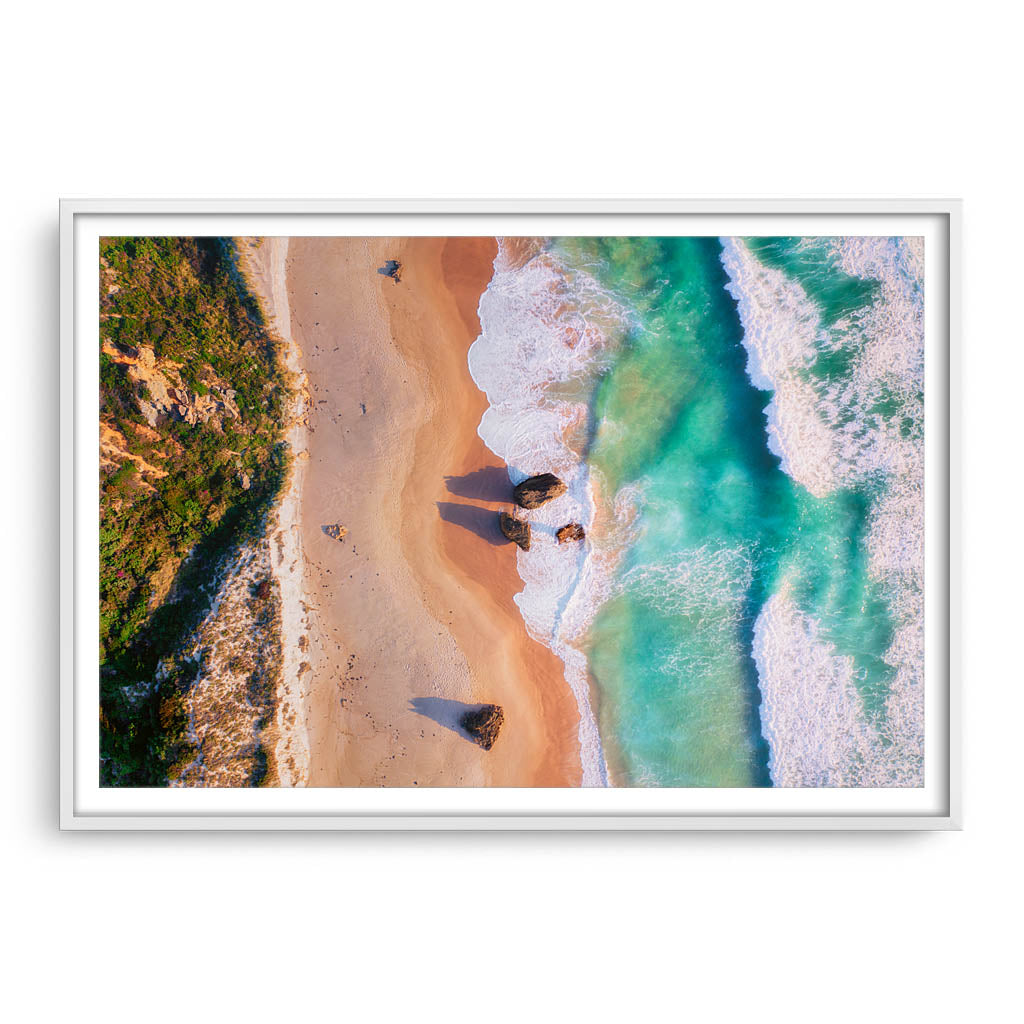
[322,523,348,542]
[102,342,240,430]
[378,259,403,283]
[496,473,586,551]
[470,475,585,755]
[460,704,505,750]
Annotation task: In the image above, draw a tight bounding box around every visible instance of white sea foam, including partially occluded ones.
[753,587,924,787]
[722,236,925,786]
[468,240,634,786]
[753,588,879,786]
[831,236,925,788]
[720,238,840,497]
[619,544,752,619]
[622,543,754,703]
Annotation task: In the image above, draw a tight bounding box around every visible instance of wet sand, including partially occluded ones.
[285,236,582,787]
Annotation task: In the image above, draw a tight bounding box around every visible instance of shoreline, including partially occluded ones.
[286,236,582,787]
[464,239,618,786]
[395,238,583,785]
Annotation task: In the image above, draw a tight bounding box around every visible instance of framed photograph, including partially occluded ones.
[60,199,960,829]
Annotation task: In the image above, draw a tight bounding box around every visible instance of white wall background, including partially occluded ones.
[3,2,1018,1020]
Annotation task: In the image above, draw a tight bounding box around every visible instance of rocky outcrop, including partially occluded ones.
[556,522,586,544]
[499,511,531,551]
[99,422,169,493]
[378,259,402,283]
[102,342,240,430]
[460,704,504,750]
[322,523,348,542]
[513,473,567,509]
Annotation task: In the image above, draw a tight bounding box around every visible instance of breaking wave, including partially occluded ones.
[722,236,925,786]
[468,239,637,786]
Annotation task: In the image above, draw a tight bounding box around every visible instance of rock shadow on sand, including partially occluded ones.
[409,697,490,744]
[443,466,512,503]
[436,501,507,546]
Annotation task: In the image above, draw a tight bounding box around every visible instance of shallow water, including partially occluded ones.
[468,235,925,788]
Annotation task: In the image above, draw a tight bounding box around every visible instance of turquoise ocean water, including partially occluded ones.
[468,236,925,787]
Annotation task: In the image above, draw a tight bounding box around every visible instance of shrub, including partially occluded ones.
[98,236,290,787]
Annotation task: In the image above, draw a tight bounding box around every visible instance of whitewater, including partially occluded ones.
[467,239,634,786]
[469,235,925,788]
[722,236,924,787]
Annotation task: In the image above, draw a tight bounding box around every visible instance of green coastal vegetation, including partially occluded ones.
[99,237,290,786]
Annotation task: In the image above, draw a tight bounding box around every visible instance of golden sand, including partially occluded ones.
[284,237,581,787]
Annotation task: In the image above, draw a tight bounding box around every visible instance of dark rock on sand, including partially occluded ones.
[556,522,586,544]
[460,704,505,750]
[322,523,348,542]
[499,511,531,551]
[377,259,402,283]
[513,472,567,509]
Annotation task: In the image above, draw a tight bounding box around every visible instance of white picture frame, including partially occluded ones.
[60,198,961,830]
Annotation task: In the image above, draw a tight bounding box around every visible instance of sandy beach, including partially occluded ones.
[236,236,312,787]
[283,236,582,787]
